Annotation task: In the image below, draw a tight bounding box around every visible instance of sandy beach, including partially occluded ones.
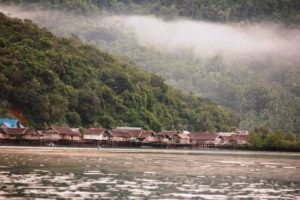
[0,146,300,158]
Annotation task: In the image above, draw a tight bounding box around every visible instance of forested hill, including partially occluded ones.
[1,0,299,24]
[0,13,238,131]
[0,1,299,134]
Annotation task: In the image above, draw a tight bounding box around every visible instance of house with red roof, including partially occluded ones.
[189,132,224,145]
[107,130,131,142]
[115,127,143,142]
[228,134,249,145]
[139,130,157,143]
[42,126,81,141]
[0,127,28,140]
[82,128,108,141]
[156,131,178,143]
[173,133,190,144]
[218,132,249,146]
[22,129,43,140]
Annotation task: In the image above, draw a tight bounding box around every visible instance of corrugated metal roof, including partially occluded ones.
[0,118,24,128]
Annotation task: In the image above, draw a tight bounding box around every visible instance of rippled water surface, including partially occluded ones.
[0,147,299,199]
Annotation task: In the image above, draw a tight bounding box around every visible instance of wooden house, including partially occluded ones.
[218,132,249,146]
[115,127,143,142]
[0,127,27,140]
[173,133,190,144]
[42,126,62,141]
[42,126,81,141]
[189,132,224,145]
[107,130,131,142]
[139,131,157,143]
[22,129,42,140]
[83,128,108,141]
[228,134,249,145]
[70,128,82,141]
[0,127,6,139]
[156,131,178,143]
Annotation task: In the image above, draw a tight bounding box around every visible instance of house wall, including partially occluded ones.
[214,137,224,145]
[72,135,82,141]
[144,136,157,142]
[5,135,20,140]
[195,139,215,144]
[23,135,40,140]
[157,137,170,143]
[179,138,190,144]
[61,135,72,141]
[43,133,61,140]
[129,137,139,142]
[83,134,103,140]
[110,136,128,142]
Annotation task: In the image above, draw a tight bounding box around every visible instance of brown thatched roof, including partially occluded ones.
[108,130,131,138]
[139,130,155,138]
[50,126,80,136]
[115,127,143,138]
[83,128,106,135]
[189,132,219,140]
[158,131,178,138]
[3,128,27,135]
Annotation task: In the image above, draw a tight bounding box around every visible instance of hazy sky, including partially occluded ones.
[105,16,300,62]
[1,5,299,64]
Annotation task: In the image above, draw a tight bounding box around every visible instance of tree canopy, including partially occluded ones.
[0,12,238,131]
[1,0,299,24]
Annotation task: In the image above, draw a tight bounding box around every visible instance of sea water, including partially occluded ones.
[0,147,299,199]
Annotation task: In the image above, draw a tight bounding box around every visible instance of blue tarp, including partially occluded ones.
[0,118,24,128]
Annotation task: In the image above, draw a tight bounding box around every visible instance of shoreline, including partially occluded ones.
[0,145,300,158]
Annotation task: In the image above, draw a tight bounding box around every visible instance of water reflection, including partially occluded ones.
[0,149,299,199]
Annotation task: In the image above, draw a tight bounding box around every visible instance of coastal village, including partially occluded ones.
[0,118,249,149]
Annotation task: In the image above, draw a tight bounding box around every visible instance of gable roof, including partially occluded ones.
[108,130,131,138]
[139,130,155,138]
[47,126,80,136]
[158,131,178,138]
[189,132,219,140]
[175,133,190,139]
[24,128,41,135]
[83,128,106,135]
[0,118,24,128]
[2,128,28,135]
[115,127,143,138]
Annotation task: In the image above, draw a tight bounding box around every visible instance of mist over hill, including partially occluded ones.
[0,1,299,133]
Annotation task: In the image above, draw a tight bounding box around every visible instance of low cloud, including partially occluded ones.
[105,15,300,63]
[1,5,299,65]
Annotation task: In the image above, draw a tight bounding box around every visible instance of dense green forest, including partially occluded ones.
[0,0,299,134]
[1,0,298,133]
[0,12,239,131]
[1,0,299,24]
[248,127,300,151]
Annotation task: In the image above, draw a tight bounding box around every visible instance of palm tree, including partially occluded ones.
[52,54,69,79]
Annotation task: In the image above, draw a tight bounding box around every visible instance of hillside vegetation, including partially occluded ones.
[0,0,299,134]
[0,13,238,131]
[1,0,299,24]
[1,0,300,133]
